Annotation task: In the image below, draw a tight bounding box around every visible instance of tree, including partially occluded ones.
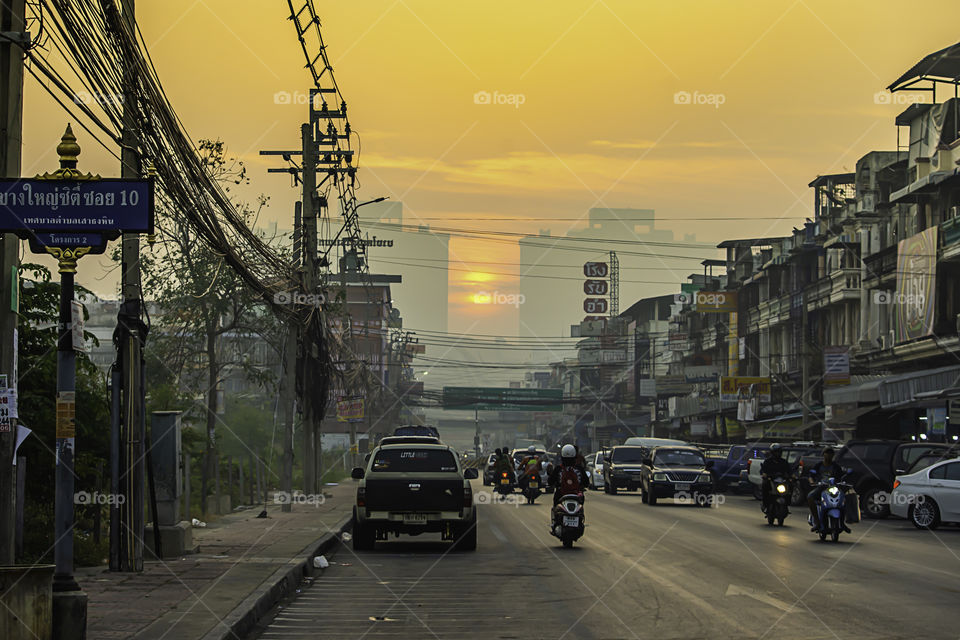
[141,140,283,516]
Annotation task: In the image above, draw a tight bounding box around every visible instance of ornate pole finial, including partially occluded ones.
[57,124,81,170]
[44,246,93,274]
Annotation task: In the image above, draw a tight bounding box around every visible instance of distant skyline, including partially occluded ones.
[18,1,960,336]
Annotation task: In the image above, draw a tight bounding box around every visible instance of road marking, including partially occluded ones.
[488,522,508,543]
[725,584,795,612]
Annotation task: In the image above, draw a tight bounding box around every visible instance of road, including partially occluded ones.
[251,482,960,639]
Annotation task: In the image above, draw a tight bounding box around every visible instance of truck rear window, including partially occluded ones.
[371,449,458,473]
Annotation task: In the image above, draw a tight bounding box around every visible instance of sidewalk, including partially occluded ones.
[77,483,355,640]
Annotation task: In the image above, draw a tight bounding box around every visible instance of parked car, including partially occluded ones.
[904,448,958,475]
[586,451,606,490]
[482,453,498,486]
[602,446,648,494]
[351,441,478,550]
[832,440,953,519]
[638,446,715,506]
[891,458,960,529]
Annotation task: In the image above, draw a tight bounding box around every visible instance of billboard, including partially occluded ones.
[336,397,365,422]
[823,346,850,386]
[442,387,563,412]
[895,226,937,342]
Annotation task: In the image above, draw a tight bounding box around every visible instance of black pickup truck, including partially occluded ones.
[351,442,478,550]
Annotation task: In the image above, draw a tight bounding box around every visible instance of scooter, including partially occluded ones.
[522,471,541,504]
[551,493,585,548]
[495,470,515,495]
[808,477,852,542]
[764,476,792,526]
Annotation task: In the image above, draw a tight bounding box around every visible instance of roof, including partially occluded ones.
[807,173,855,188]
[889,41,960,91]
[895,103,934,126]
[701,259,726,267]
[717,237,788,249]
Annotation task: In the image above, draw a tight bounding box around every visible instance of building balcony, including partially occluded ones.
[863,244,897,284]
[828,268,861,304]
[941,215,960,262]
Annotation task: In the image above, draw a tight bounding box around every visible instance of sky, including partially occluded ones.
[19,0,960,350]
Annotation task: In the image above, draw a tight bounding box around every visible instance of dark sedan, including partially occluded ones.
[640,446,715,506]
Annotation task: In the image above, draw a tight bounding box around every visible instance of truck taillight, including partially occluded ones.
[463,487,473,508]
[357,487,365,507]
[747,459,752,471]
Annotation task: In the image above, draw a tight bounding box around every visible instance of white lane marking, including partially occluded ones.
[488,522,509,543]
[725,584,795,612]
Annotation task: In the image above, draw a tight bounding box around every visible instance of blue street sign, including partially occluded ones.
[27,233,107,255]
[0,178,154,238]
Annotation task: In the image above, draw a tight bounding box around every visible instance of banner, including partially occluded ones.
[823,346,850,386]
[337,397,365,422]
[720,376,771,403]
[895,226,937,342]
[696,290,737,313]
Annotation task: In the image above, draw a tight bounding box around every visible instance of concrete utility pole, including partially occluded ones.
[801,289,811,431]
[0,0,25,566]
[112,0,145,572]
[300,120,320,496]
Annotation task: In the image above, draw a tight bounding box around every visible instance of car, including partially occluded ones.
[891,458,960,529]
[351,441,478,550]
[700,445,752,492]
[623,436,688,449]
[378,435,441,447]
[586,451,606,490]
[639,446,715,506]
[903,447,958,475]
[602,446,648,494]
[482,453,498,486]
[393,425,441,439]
[833,440,953,519]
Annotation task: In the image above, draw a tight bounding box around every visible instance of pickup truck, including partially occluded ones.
[745,444,822,504]
[351,441,478,550]
[700,445,756,492]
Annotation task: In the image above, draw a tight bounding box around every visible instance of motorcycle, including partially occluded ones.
[551,493,585,548]
[808,476,853,542]
[522,470,541,504]
[764,476,792,526]
[495,470,515,495]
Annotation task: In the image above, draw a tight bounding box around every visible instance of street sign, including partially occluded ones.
[442,387,563,412]
[583,262,608,278]
[0,178,154,239]
[695,290,737,313]
[583,279,608,295]
[584,298,608,314]
[27,232,107,255]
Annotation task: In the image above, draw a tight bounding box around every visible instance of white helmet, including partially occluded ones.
[527,445,537,453]
[561,444,576,458]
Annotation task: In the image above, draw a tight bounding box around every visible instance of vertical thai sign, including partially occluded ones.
[895,226,937,342]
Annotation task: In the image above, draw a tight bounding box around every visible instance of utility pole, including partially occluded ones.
[0,0,25,566]
[801,289,810,432]
[112,0,145,572]
[279,202,301,511]
[300,120,320,496]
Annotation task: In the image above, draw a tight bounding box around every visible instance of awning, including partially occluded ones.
[888,41,960,92]
[823,378,884,405]
[826,404,878,426]
[878,365,960,408]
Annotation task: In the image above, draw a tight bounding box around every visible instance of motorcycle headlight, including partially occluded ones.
[776,484,787,494]
[698,473,712,483]
[827,487,840,496]
[653,473,667,482]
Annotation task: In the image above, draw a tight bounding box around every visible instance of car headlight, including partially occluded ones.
[653,473,667,481]
[776,484,787,494]
[699,473,712,483]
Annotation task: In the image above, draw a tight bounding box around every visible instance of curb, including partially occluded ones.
[200,513,353,640]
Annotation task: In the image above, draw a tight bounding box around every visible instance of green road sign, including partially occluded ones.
[442,387,563,412]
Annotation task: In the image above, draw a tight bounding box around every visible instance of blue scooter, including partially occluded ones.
[808,475,854,542]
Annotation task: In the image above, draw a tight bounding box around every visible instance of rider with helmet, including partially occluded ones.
[518,445,542,490]
[548,444,589,505]
[760,443,792,513]
[807,447,850,533]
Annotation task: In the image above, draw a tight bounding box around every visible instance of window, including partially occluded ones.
[842,443,890,463]
[943,462,960,481]
[371,449,458,473]
[611,448,646,464]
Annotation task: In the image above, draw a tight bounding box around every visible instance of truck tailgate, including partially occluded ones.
[365,476,463,511]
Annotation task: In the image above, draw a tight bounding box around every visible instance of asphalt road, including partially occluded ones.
[251,482,960,639]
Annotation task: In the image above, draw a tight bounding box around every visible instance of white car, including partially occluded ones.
[587,451,606,490]
[891,458,960,529]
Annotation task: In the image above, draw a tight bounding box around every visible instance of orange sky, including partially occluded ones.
[20,0,960,338]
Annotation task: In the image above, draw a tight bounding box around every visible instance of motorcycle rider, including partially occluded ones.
[806,447,850,533]
[760,443,792,513]
[493,447,513,482]
[518,445,541,490]
[548,444,589,528]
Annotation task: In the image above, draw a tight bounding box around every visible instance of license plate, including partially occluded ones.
[562,516,580,527]
[500,478,510,484]
[675,483,691,491]
[529,481,538,488]
[403,513,428,524]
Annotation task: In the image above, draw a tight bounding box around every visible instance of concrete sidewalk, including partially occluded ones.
[78,482,355,640]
